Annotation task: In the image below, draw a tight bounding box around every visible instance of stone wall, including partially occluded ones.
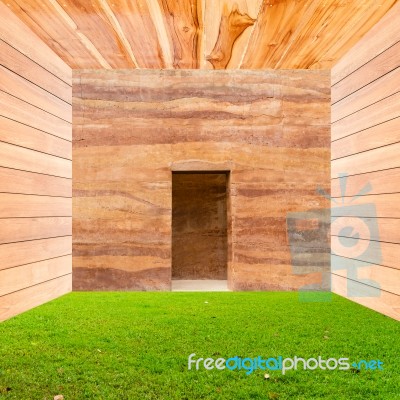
[72,69,330,291]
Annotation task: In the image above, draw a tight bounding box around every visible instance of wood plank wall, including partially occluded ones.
[331,2,400,320]
[0,2,72,322]
[73,69,330,291]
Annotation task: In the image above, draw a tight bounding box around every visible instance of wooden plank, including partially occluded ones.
[332,91,400,141]
[241,0,316,69]
[158,0,203,68]
[0,66,71,123]
[332,40,400,104]
[331,117,400,160]
[331,168,400,197]
[4,0,106,69]
[204,0,260,69]
[308,0,398,70]
[0,91,71,141]
[332,67,400,123]
[0,141,71,179]
[102,0,164,68]
[0,217,71,244]
[0,255,71,297]
[331,193,400,218]
[0,194,71,218]
[0,167,71,197]
[0,1,71,84]
[332,142,400,178]
[0,274,71,322]
[332,1,400,85]
[331,217,400,245]
[0,39,71,104]
[48,0,137,69]
[332,237,400,271]
[0,116,71,160]
[332,255,400,295]
[0,237,72,271]
[332,274,400,321]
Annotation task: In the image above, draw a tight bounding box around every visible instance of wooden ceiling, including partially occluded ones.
[2,0,397,70]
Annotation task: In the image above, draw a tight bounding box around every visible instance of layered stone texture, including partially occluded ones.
[72,69,330,291]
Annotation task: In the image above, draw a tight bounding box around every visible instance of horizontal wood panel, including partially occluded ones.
[332,237,400,271]
[331,193,400,218]
[331,168,400,197]
[332,142,400,178]
[0,116,71,160]
[0,194,71,218]
[0,141,71,179]
[331,117,400,160]
[332,2,400,85]
[0,255,72,297]
[332,254,400,295]
[0,66,71,123]
[332,40,400,104]
[332,67,400,123]
[0,274,71,322]
[331,217,400,245]
[0,91,71,141]
[332,91,400,141]
[0,167,71,197]
[0,217,71,244]
[331,274,400,321]
[0,1,71,84]
[0,39,72,104]
[0,237,72,271]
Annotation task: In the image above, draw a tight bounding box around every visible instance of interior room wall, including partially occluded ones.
[0,2,72,322]
[72,69,330,291]
[331,2,400,320]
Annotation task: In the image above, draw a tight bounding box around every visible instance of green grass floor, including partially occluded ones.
[0,292,399,399]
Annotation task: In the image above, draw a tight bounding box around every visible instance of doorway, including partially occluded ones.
[172,172,228,286]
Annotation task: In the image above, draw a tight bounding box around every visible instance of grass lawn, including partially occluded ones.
[0,292,399,399]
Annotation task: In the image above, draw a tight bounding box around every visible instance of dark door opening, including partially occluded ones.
[172,172,228,280]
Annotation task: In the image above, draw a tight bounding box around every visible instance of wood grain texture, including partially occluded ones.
[332,91,400,142]
[206,3,255,69]
[0,10,72,321]
[332,1,400,84]
[331,168,400,198]
[0,141,71,178]
[331,4,400,320]
[0,66,71,123]
[0,1,71,83]
[158,0,203,68]
[331,117,400,160]
[332,142,400,178]
[0,217,71,244]
[2,0,390,70]
[73,69,330,291]
[0,91,71,141]
[332,40,400,104]
[331,217,400,245]
[0,39,71,104]
[0,255,72,297]
[332,67,400,123]
[204,0,262,69]
[332,237,400,271]
[0,237,72,271]
[0,274,71,322]
[0,194,71,218]
[0,116,71,160]
[332,274,400,321]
